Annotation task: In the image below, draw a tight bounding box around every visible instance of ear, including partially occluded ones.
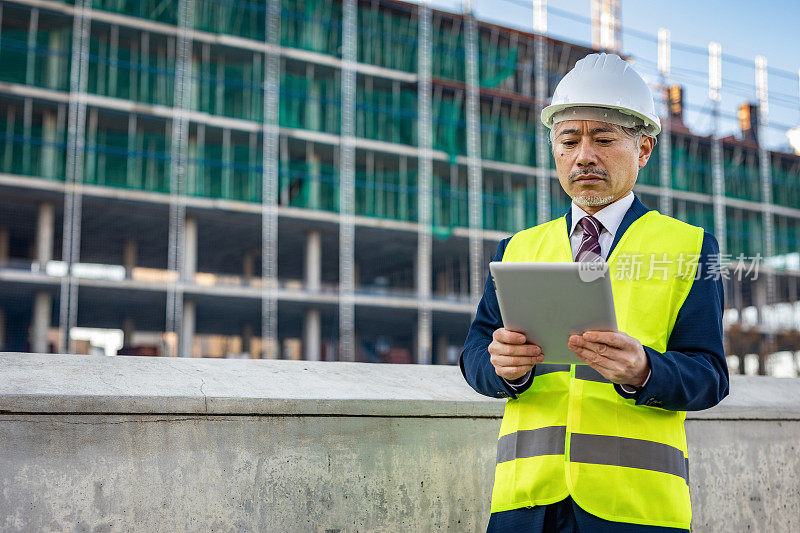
[638,136,654,168]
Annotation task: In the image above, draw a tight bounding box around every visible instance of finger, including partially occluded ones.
[567,341,616,371]
[491,353,545,368]
[573,337,619,360]
[582,330,628,349]
[493,328,530,345]
[569,334,610,354]
[489,341,541,358]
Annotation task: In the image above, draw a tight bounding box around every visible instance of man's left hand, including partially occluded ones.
[567,331,650,388]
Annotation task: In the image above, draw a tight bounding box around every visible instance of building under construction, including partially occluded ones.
[1,0,799,369]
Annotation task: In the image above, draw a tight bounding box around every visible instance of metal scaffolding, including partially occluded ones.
[339,0,357,361]
[756,55,776,310]
[657,28,672,217]
[59,0,91,353]
[533,0,549,225]
[417,0,433,364]
[464,0,484,305]
[709,41,727,255]
[262,0,281,359]
[166,0,194,357]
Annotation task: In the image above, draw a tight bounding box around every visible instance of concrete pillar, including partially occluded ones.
[754,279,767,325]
[123,239,137,279]
[305,230,321,291]
[180,299,195,358]
[41,112,57,178]
[122,317,135,347]
[304,308,321,361]
[436,333,448,365]
[183,216,197,282]
[32,290,52,353]
[0,227,9,266]
[36,202,54,269]
[242,322,253,356]
[243,251,256,283]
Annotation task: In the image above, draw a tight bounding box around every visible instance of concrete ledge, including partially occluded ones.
[2,353,799,420]
[0,353,504,417]
[1,353,799,532]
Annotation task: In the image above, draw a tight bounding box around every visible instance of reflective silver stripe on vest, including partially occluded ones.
[534,364,570,377]
[496,426,567,464]
[569,433,689,482]
[573,365,610,383]
[532,364,609,383]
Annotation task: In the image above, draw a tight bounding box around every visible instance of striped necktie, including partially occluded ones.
[576,215,604,262]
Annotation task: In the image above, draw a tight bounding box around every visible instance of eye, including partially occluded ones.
[562,140,577,147]
[596,139,614,145]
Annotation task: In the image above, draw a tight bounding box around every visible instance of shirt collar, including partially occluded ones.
[569,191,635,238]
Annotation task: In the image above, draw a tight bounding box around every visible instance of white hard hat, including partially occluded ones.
[541,53,661,137]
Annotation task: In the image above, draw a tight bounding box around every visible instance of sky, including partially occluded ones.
[418,0,800,150]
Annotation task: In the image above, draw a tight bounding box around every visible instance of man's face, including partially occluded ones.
[552,120,654,212]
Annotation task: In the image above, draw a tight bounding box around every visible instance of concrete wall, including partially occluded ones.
[0,353,798,532]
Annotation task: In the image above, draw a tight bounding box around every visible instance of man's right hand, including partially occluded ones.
[489,328,544,381]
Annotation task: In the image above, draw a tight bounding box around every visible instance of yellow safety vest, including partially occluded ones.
[491,210,704,529]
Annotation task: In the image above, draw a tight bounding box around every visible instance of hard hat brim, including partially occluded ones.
[541,102,661,137]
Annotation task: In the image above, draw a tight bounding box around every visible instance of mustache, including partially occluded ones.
[570,168,608,181]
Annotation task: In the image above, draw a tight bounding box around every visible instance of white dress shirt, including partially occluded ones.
[506,191,650,392]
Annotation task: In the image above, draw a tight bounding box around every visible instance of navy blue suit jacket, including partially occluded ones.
[460,195,729,531]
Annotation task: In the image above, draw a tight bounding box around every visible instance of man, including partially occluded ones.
[460,53,729,532]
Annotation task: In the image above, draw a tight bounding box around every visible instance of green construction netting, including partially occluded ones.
[84,125,171,193]
[771,157,800,209]
[432,91,466,158]
[188,137,260,201]
[670,141,712,195]
[480,178,536,233]
[194,0,265,41]
[0,116,66,181]
[724,148,761,202]
[774,216,800,257]
[189,53,263,121]
[354,167,417,222]
[480,103,537,167]
[478,34,518,89]
[726,208,764,259]
[355,82,417,146]
[86,31,176,108]
[279,160,337,212]
[92,0,178,25]
[281,0,342,57]
[636,140,660,187]
[280,72,341,134]
[0,28,72,92]
[357,4,418,72]
[432,22,465,82]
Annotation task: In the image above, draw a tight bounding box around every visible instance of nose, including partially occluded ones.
[575,139,597,167]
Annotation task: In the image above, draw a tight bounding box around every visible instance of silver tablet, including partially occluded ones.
[489,261,617,365]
